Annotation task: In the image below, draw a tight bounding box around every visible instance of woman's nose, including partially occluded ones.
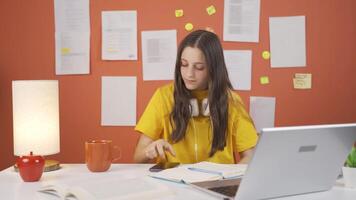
[186,66,195,77]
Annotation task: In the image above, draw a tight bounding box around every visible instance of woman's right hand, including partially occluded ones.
[144,139,176,161]
[133,134,176,163]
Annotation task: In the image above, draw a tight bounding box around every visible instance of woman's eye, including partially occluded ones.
[195,65,205,70]
[181,63,188,67]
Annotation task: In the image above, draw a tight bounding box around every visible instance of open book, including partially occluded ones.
[188,161,247,179]
[37,177,173,200]
[149,161,247,183]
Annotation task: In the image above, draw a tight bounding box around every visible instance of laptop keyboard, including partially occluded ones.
[209,185,239,197]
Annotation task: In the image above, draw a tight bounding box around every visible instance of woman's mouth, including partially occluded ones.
[185,79,196,84]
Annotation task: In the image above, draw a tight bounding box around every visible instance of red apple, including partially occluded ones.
[17,152,45,182]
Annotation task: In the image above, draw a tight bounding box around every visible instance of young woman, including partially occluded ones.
[134,30,258,164]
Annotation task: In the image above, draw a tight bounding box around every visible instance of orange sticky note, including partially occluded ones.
[175,9,184,18]
[206,5,216,16]
[260,76,270,85]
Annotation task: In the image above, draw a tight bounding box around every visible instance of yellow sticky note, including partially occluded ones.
[206,5,216,16]
[293,73,312,89]
[175,9,184,18]
[260,76,270,85]
[185,23,194,31]
[61,48,70,55]
[262,50,270,60]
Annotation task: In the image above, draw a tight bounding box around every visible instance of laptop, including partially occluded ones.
[189,123,356,200]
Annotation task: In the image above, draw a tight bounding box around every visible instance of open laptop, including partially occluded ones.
[189,123,356,200]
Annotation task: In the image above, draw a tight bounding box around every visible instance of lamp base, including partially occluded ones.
[14,159,60,172]
[43,160,61,172]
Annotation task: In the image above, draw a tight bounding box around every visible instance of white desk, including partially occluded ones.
[0,164,355,200]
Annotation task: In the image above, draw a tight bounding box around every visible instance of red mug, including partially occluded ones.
[85,140,121,172]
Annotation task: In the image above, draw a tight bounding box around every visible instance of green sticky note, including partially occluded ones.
[260,76,269,85]
[206,5,216,16]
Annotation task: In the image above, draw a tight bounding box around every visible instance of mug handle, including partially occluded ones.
[112,146,121,162]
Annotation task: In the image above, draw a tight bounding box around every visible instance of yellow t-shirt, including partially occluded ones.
[135,83,258,164]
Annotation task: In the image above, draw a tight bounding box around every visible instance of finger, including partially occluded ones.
[155,143,167,161]
[146,146,157,159]
[151,149,158,158]
[163,142,176,157]
[145,150,153,159]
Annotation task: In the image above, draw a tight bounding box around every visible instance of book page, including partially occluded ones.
[38,177,172,200]
[149,166,221,183]
[77,177,171,200]
[187,162,247,178]
[38,184,69,199]
[37,184,94,200]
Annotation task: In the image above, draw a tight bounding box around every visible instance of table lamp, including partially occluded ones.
[12,80,60,182]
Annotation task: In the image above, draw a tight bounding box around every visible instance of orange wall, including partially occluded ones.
[1,0,356,170]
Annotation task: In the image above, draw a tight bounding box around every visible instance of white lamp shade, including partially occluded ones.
[12,80,60,156]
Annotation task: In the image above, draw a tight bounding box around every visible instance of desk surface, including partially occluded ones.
[0,164,355,200]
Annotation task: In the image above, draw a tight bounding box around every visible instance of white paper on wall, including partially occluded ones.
[54,0,90,32]
[269,16,306,68]
[54,0,90,75]
[223,0,260,42]
[141,30,177,80]
[224,50,252,91]
[55,32,90,75]
[101,76,136,126]
[102,11,137,60]
[249,96,276,133]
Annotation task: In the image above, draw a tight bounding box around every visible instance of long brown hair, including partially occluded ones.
[170,30,233,157]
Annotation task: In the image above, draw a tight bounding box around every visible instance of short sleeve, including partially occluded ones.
[231,97,258,153]
[135,89,163,140]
